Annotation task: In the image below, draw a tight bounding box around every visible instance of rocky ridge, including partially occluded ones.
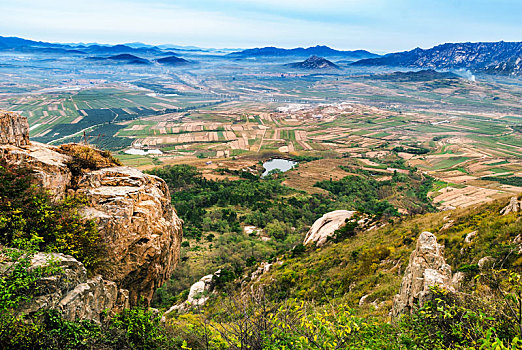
[353,41,522,75]
[0,111,183,319]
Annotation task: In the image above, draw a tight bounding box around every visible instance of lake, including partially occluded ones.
[262,158,297,177]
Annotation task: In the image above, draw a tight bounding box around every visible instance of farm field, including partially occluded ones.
[0,54,521,209]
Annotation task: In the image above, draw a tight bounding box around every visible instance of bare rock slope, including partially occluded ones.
[0,111,183,316]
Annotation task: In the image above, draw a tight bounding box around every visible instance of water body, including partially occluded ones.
[262,158,297,177]
[124,148,163,155]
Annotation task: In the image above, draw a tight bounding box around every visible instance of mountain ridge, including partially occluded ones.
[228,45,379,59]
[353,41,522,75]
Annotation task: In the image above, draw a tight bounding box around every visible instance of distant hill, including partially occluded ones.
[370,69,461,82]
[156,55,190,66]
[0,36,163,56]
[87,54,151,65]
[0,35,64,49]
[286,56,339,70]
[352,41,522,75]
[229,45,379,59]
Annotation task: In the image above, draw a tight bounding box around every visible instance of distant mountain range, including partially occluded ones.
[353,41,522,75]
[87,54,151,65]
[286,56,339,70]
[228,45,379,59]
[1,36,521,75]
[0,36,166,56]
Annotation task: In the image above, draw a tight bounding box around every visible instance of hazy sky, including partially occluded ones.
[1,0,521,52]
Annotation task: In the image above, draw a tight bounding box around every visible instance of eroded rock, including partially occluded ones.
[392,231,454,318]
[75,167,183,306]
[18,253,128,322]
[304,210,356,247]
[0,111,29,146]
[501,197,522,215]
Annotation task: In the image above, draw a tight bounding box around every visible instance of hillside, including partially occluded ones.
[2,111,522,349]
[353,41,522,75]
[160,194,522,349]
[286,55,340,70]
[87,53,151,64]
[156,55,190,66]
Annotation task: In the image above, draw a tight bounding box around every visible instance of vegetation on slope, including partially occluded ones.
[2,156,521,349]
[147,162,434,307]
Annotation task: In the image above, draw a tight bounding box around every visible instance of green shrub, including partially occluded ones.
[0,160,104,271]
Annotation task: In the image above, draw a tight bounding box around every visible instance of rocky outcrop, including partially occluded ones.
[0,111,29,146]
[18,253,128,322]
[392,231,454,318]
[0,112,183,307]
[304,210,356,247]
[77,167,183,305]
[501,197,522,215]
[163,271,218,320]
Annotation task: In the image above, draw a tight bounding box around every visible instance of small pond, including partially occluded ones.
[124,148,163,155]
[262,158,297,177]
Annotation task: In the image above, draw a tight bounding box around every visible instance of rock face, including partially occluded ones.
[304,210,356,247]
[0,111,30,146]
[392,231,453,318]
[353,41,522,76]
[0,112,183,308]
[501,197,522,215]
[19,253,128,322]
[77,167,183,305]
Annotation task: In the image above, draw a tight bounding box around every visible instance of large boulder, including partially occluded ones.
[19,252,128,322]
[304,210,356,247]
[392,231,454,318]
[0,112,183,307]
[0,141,73,200]
[77,167,183,305]
[0,111,29,146]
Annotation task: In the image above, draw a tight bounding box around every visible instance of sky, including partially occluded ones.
[0,0,521,53]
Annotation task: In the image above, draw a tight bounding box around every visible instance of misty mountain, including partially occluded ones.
[155,55,191,66]
[352,41,522,75]
[0,36,165,56]
[286,55,339,70]
[228,45,379,59]
[87,54,151,65]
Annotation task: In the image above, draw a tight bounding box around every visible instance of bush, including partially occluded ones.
[0,160,104,271]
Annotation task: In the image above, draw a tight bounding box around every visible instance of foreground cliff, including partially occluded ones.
[0,111,183,317]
